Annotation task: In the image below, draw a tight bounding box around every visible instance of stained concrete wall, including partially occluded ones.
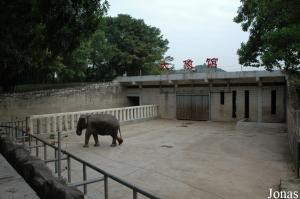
[127,85,286,122]
[0,137,83,199]
[0,83,128,121]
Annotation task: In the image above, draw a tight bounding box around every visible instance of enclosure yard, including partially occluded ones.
[54,119,291,199]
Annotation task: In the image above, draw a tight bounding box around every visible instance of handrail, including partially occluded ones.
[0,121,160,199]
[29,105,157,119]
[26,105,159,135]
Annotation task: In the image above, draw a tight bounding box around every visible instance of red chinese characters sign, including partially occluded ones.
[206,58,218,68]
[183,59,194,71]
[160,61,171,70]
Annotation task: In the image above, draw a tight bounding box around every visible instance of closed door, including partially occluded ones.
[176,95,209,121]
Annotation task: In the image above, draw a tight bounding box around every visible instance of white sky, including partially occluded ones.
[108,0,262,72]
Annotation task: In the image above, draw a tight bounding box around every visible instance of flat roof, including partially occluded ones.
[116,71,286,85]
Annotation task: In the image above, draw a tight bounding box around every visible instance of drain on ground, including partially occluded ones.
[160,145,173,148]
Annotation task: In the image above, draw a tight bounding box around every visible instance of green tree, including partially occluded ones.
[87,29,115,81]
[234,0,300,73]
[0,0,108,91]
[103,14,169,77]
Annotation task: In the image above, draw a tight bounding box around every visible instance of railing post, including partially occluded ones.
[120,110,123,121]
[70,114,75,131]
[130,108,132,120]
[296,140,299,178]
[43,143,47,160]
[104,175,108,199]
[57,131,61,178]
[37,119,41,134]
[30,118,34,135]
[83,163,87,194]
[133,190,137,199]
[67,155,71,183]
[122,109,126,121]
[53,116,57,133]
[46,117,50,134]
[35,138,39,157]
[14,122,17,139]
[58,116,63,133]
[297,111,299,137]
[28,134,32,153]
[54,149,58,173]
[22,121,25,145]
[64,115,68,131]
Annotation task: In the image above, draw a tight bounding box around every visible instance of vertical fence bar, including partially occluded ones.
[14,122,17,139]
[55,149,58,173]
[29,118,34,135]
[133,190,137,199]
[104,175,108,199]
[297,141,299,178]
[37,119,41,134]
[44,143,47,160]
[29,133,32,153]
[297,111,299,137]
[83,163,87,194]
[22,121,25,145]
[57,131,61,178]
[67,156,71,183]
[58,116,63,133]
[35,138,39,157]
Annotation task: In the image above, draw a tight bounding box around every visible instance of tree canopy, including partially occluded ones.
[68,14,169,82]
[0,0,108,91]
[101,14,169,77]
[234,0,300,73]
[0,6,169,91]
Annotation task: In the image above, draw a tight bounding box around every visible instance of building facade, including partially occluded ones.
[117,71,286,123]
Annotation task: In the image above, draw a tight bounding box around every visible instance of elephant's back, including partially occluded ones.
[89,114,119,129]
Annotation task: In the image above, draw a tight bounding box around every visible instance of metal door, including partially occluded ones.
[176,95,192,120]
[176,95,209,121]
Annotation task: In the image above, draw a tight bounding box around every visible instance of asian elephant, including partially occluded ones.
[76,114,123,147]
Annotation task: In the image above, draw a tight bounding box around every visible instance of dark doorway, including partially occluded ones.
[232,91,237,118]
[271,90,276,114]
[244,90,249,118]
[128,96,140,106]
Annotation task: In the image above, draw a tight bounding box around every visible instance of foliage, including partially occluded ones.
[234,0,300,73]
[0,0,108,91]
[102,14,169,77]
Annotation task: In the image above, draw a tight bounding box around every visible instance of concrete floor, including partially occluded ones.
[52,119,292,199]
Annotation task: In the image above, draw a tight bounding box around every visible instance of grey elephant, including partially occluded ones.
[76,114,123,147]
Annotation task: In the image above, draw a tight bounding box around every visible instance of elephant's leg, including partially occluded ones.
[93,133,99,147]
[117,136,123,145]
[111,135,117,147]
[83,132,92,148]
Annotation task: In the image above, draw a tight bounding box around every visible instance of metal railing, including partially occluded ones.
[0,120,160,199]
[27,105,159,135]
[287,108,300,178]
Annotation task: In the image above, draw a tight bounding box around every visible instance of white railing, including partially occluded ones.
[27,105,159,135]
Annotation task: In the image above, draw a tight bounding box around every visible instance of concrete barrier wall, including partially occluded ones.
[0,137,83,199]
[0,83,128,121]
[127,85,286,122]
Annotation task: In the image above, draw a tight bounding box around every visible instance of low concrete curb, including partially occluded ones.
[236,119,286,132]
[0,137,84,199]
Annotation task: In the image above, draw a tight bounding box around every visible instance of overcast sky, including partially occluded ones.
[108,0,261,72]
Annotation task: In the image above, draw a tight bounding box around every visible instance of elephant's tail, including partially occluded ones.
[118,127,123,139]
